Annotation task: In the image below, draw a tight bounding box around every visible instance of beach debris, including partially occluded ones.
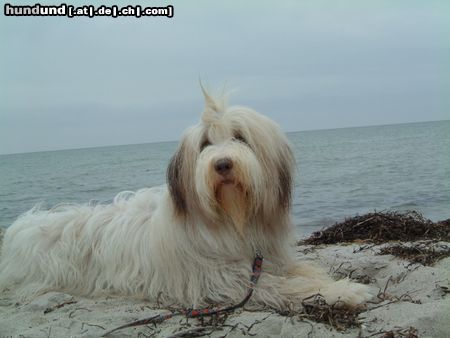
[43,299,77,314]
[298,294,363,331]
[301,211,450,245]
[166,325,219,338]
[365,326,418,338]
[378,242,450,266]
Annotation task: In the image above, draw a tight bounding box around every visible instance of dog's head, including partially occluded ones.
[167,88,295,235]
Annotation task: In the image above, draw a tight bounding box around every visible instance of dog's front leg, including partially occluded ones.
[253,262,373,310]
[288,262,374,306]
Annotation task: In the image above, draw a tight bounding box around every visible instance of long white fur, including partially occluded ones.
[0,88,373,309]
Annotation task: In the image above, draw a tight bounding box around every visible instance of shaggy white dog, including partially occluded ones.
[0,88,372,310]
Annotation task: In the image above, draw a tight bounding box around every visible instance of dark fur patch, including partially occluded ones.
[167,143,187,216]
[278,163,292,210]
[199,132,211,152]
[277,146,294,210]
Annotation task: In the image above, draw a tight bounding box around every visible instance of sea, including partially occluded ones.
[1,120,449,238]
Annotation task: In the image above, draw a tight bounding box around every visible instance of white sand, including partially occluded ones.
[0,226,449,337]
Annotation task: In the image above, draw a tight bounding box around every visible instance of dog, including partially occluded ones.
[0,87,372,310]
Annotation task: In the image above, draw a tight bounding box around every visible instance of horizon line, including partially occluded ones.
[1,118,448,156]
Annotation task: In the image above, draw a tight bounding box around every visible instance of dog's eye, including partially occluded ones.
[233,133,247,144]
[200,139,211,151]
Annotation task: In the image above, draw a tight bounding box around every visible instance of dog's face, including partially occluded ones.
[167,89,295,235]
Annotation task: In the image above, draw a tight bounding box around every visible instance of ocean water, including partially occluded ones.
[1,120,449,238]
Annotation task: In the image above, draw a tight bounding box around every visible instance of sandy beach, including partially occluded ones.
[0,222,449,338]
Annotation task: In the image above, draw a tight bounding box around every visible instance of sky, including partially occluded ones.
[1,0,449,154]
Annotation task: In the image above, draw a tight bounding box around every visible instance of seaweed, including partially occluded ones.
[365,326,418,338]
[378,243,450,266]
[298,294,363,331]
[302,211,450,245]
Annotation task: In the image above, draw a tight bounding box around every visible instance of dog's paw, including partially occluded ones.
[320,278,374,307]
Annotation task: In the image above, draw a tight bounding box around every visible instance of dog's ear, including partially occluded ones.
[167,143,187,217]
[277,147,294,210]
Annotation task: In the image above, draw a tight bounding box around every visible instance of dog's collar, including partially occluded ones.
[251,249,263,285]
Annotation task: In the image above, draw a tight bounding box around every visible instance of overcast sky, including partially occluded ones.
[1,0,449,154]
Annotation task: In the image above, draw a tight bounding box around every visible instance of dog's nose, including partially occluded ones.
[214,158,233,175]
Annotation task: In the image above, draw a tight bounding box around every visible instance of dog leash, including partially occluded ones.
[102,251,263,336]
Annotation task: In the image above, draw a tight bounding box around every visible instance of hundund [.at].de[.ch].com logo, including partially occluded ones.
[4,3,174,18]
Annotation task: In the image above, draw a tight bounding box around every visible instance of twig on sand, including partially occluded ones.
[363,326,418,338]
[381,276,392,300]
[166,326,218,338]
[39,326,52,338]
[68,307,92,318]
[81,322,106,331]
[43,299,77,314]
[243,313,272,335]
[220,323,240,337]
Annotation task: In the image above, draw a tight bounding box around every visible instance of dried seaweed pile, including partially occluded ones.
[303,211,450,245]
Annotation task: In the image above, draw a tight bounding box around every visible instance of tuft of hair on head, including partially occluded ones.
[199,80,229,125]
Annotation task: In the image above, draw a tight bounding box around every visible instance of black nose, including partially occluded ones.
[214,158,233,175]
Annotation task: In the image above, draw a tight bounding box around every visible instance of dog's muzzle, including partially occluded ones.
[214,158,233,176]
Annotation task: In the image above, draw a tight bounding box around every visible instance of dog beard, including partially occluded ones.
[215,182,249,236]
